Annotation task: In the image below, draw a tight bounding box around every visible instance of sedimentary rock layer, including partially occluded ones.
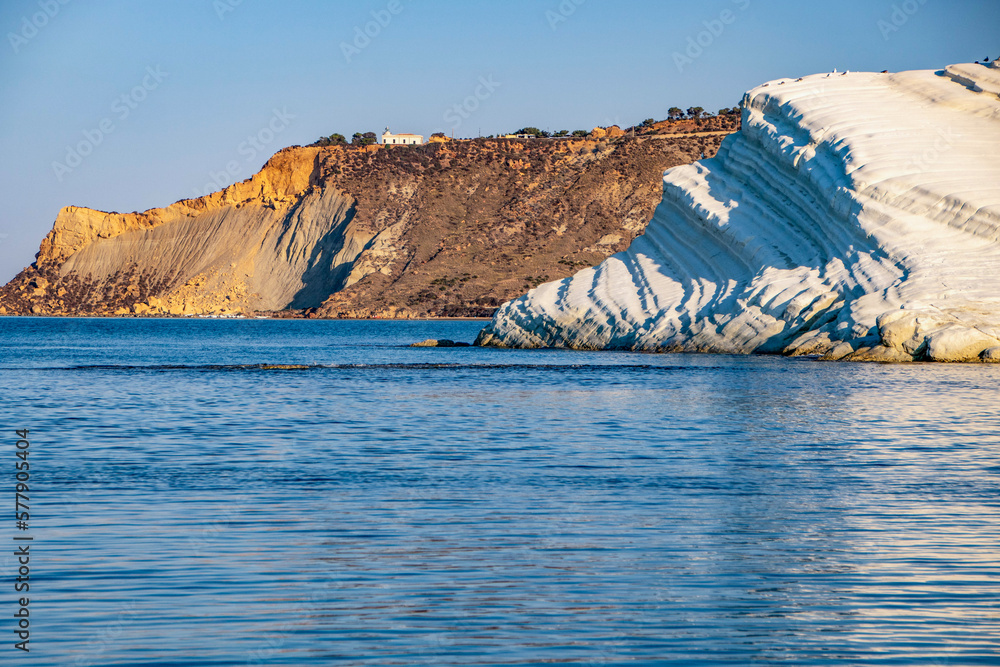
[478,62,1000,362]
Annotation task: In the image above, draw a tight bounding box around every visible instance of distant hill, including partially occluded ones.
[0,131,734,319]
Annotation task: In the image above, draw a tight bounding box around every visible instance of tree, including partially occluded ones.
[352,131,377,146]
[641,118,656,128]
[686,106,704,119]
[313,133,347,147]
[667,107,683,120]
[554,130,569,137]
[513,127,543,137]
[571,130,589,137]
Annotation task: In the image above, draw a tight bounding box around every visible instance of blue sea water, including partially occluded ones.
[1,316,998,666]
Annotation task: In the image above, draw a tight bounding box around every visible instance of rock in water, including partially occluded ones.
[478,62,1000,362]
[411,339,471,348]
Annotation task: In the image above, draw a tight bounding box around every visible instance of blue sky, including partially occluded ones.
[1,0,997,283]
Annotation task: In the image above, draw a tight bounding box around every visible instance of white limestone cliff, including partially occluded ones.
[477,61,1000,362]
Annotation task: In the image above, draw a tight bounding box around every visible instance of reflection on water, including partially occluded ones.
[1,318,998,665]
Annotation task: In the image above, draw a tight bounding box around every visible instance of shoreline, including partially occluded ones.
[5,314,1000,364]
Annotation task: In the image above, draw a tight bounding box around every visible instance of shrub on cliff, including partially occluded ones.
[314,133,347,147]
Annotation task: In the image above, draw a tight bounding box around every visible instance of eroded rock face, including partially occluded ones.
[3,147,354,317]
[478,61,1000,363]
[2,135,727,318]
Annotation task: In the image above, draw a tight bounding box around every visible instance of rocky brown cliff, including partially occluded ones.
[1,133,731,319]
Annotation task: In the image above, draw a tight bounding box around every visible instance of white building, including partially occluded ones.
[381,128,424,145]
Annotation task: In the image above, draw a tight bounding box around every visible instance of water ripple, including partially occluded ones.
[1,317,998,665]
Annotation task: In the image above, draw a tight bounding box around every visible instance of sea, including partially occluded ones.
[1,317,998,666]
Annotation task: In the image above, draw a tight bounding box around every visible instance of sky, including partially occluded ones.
[0,0,997,284]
